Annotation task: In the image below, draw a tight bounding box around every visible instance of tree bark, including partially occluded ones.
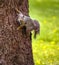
[0,0,34,65]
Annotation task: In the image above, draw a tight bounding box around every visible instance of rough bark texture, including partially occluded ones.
[0,0,34,65]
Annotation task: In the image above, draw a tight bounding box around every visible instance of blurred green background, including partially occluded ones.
[29,0,59,65]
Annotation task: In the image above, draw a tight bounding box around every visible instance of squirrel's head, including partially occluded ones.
[15,8,24,22]
[16,11,24,24]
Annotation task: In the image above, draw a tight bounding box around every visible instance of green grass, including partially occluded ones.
[29,0,59,65]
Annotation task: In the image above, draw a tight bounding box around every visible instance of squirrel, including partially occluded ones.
[15,8,40,38]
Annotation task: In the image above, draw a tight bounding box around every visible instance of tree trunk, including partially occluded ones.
[0,0,34,65]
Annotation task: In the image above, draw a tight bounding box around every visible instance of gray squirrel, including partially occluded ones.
[15,8,40,38]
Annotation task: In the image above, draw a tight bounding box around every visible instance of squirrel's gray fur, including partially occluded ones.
[15,9,40,38]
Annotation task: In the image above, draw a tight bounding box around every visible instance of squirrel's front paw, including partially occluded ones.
[17,26,21,30]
